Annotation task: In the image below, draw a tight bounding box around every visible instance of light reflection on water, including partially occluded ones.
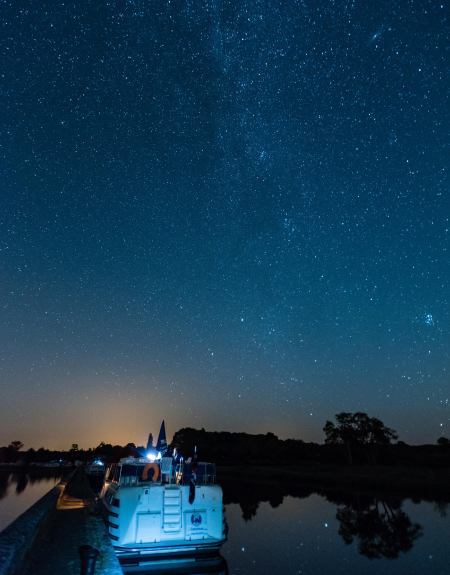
[0,468,66,532]
[221,491,449,575]
[1,470,449,575]
[121,482,448,575]
[120,554,228,575]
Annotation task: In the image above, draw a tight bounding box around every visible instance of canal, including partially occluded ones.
[1,469,449,575]
[221,485,449,575]
[118,476,450,575]
[0,467,67,532]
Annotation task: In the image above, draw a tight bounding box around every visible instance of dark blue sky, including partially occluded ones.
[1,0,449,449]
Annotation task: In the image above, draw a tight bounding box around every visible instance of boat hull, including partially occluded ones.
[120,550,227,574]
[113,540,224,558]
[100,480,227,558]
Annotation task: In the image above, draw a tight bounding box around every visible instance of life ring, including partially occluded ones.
[142,463,159,482]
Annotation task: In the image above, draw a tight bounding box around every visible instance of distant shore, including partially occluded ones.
[2,460,448,499]
[217,463,450,499]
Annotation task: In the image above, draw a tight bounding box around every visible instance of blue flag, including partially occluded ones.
[156,420,168,456]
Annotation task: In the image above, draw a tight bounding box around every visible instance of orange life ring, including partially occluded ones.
[142,463,159,482]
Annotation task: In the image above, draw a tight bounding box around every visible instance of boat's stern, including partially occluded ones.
[99,458,227,558]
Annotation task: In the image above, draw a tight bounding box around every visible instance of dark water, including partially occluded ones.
[220,479,449,575]
[0,468,66,532]
[2,469,448,574]
[121,478,449,575]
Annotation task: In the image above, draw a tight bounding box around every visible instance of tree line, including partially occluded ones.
[171,413,450,468]
[0,440,138,465]
[1,412,449,467]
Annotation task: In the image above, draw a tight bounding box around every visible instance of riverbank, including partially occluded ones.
[0,471,75,575]
[16,467,122,575]
[217,463,450,500]
[0,467,121,575]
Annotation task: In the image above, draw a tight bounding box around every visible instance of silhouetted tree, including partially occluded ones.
[34,447,52,463]
[3,441,25,463]
[171,427,284,463]
[437,437,450,446]
[324,412,397,465]
[10,440,24,451]
[24,447,36,465]
[94,441,106,455]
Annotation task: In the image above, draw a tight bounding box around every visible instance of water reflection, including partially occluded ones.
[222,477,315,522]
[433,501,449,517]
[336,495,422,559]
[0,468,70,533]
[0,468,66,502]
[15,473,29,495]
[0,472,11,500]
[120,552,228,574]
[221,477,443,561]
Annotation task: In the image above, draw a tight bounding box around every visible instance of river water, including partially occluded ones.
[1,469,448,574]
[220,478,449,575]
[0,468,66,532]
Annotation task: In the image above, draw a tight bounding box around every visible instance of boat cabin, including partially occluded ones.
[106,457,217,487]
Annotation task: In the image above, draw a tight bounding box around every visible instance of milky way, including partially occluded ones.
[1,0,448,449]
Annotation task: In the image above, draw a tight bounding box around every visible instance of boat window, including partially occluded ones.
[121,464,137,477]
[136,465,147,481]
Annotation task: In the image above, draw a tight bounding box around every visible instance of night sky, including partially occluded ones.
[1,0,449,450]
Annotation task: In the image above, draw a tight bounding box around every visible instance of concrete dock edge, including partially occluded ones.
[0,470,75,575]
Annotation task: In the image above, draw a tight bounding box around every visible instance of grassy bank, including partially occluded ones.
[217,463,450,500]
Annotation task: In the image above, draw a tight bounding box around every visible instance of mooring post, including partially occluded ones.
[78,544,100,575]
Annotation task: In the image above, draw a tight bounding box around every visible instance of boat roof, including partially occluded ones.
[119,457,150,464]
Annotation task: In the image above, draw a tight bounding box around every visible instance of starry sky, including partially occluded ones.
[1,0,449,450]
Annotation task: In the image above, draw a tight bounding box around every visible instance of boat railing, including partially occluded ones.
[106,459,217,487]
[175,462,217,486]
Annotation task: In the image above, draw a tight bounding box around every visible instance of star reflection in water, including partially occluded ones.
[220,477,449,574]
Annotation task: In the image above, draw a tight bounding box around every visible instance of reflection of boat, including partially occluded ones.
[99,455,227,560]
[121,551,228,574]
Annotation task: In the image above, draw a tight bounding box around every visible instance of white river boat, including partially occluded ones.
[86,462,106,476]
[99,456,227,560]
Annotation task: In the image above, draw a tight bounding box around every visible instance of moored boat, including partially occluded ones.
[86,460,106,476]
[99,430,227,560]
